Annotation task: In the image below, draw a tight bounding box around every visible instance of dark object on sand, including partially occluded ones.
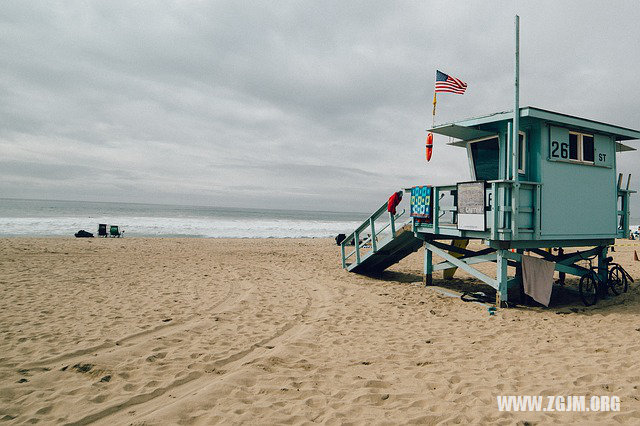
[109,225,123,238]
[461,291,495,304]
[72,363,93,373]
[74,230,94,238]
[98,224,108,237]
[335,234,346,245]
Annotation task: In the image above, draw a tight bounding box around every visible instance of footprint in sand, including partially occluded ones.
[90,394,109,403]
[146,352,167,362]
[364,380,390,389]
[35,406,52,415]
[573,374,594,386]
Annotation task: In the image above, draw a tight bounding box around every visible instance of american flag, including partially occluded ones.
[435,70,467,94]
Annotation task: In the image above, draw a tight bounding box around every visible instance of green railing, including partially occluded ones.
[413,180,542,240]
[490,180,542,240]
[341,200,406,269]
[617,188,633,239]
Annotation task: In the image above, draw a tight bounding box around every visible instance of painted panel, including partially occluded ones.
[548,127,613,168]
[548,126,571,161]
[594,133,614,167]
[541,126,616,237]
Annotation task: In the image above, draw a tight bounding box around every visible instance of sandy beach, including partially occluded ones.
[1,237,640,424]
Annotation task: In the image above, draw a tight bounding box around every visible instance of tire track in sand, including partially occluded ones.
[22,274,242,370]
[65,264,334,426]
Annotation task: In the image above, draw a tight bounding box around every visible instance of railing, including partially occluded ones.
[413,180,542,240]
[617,189,633,239]
[490,180,542,240]
[341,200,407,268]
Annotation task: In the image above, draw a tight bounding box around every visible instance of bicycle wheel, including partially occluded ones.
[579,272,598,306]
[608,265,628,295]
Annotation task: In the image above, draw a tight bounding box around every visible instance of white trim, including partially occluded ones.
[466,144,477,180]
[518,130,526,175]
[466,134,500,145]
[568,130,595,164]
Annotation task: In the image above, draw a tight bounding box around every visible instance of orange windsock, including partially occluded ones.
[426,132,434,162]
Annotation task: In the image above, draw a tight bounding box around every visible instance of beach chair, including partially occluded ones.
[98,224,108,237]
[109,225,122,238]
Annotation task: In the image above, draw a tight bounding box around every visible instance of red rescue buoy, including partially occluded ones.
[426,132,434,162]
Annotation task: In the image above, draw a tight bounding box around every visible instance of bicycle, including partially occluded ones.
[608,261,634,295]
[578,254,610,306]
[578,254,634,306]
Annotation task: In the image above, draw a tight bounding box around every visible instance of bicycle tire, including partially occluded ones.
[608,265,628,295]
[579,272,598,306]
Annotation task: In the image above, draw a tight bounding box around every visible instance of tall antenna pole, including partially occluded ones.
[512,15,520,181]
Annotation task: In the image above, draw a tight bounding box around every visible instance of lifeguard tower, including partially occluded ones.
[340,106,638,306]
[340,17,638,306]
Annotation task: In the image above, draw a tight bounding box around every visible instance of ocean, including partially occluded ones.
[1,198,637,239]
[0,198,366,238]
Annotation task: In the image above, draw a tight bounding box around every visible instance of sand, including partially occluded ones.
[1,237,640,425]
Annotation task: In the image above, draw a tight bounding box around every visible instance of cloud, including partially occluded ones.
[0,0,639,215]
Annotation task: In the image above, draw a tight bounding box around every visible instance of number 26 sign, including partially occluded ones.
[550,140,569,159]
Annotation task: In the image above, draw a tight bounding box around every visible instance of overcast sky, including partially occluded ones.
[1,1,639,214]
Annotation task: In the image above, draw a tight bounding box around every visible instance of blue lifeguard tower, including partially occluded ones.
[340,106,638,306]
[340,16,638,306]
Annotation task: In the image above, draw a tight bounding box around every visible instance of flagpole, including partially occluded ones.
[512,15,520,182]
[432,92,437,127]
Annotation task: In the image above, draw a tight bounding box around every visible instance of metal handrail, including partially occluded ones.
[341,201,407,267]
[344,209,406,256]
